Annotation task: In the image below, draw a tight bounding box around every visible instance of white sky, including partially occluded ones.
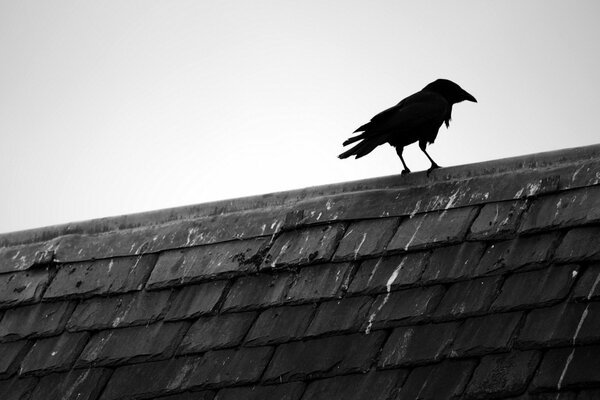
[1,1,599,234]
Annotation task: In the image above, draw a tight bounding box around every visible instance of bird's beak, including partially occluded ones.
[463,90,477,103]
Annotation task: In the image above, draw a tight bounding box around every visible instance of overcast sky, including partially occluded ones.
[1,1,599,234]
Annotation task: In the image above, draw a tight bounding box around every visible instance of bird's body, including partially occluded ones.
[339,79,477,174]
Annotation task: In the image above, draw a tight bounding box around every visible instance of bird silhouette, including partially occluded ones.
[339,79,477,175]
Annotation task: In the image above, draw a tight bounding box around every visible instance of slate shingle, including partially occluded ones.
[518,302,600,348]
[0,377,37,400]
[465,351,541,398]
[0,341,29,376]
[378,322,459,367]
[451,312,523,357]
[572,265,600,301]
[263,332,386,382]
[468,200,528,240]
[20,332,89,375]
[433,276,502,320]
[78,321,187,367]
[178,312,256,354]
[476,232,560,276]
[421,242,486,283]
[348,252,428,294]
[29,368,111,400]
[67,290,170,331]
[44,255,156,299]
[332,218,398,261]
[147,238,267,289]
[285,263,352,303]
[301,370,406,400]
[520,186,600,233]
[491,265,578,311]
[0,301,74,340]
[214,382,305,400]
[367,286,445,329]
[387,207,478,251]
[0,268,50,308]
[305,296,372,337]
[222,272,293,312]
[164,281,228,320]
[263,224,345,268]
[532,345,600,391]
[554,226,600,262]
[399,359,477,400]
[245,304,315,346]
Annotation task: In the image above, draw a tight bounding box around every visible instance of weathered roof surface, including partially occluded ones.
[1,143,600,399]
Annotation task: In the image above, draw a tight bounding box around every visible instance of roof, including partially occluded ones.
[1,144,600,400]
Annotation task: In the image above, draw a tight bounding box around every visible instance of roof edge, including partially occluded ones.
[2,143,600,246]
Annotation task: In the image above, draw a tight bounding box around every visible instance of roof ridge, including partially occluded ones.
[1,143,599,247]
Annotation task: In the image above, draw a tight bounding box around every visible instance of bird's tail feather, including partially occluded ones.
[342,133,365,146]
[338,139,379,159]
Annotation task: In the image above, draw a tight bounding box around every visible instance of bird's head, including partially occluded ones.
[424,79,477,104]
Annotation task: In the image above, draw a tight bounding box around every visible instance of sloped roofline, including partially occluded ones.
[2,143,599,247]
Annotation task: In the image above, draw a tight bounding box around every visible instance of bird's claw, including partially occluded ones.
[401,169,411,175]
[426,164,441,177]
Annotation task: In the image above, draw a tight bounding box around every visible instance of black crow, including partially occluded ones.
[339,79,477,174]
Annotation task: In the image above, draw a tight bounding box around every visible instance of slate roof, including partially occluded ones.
[1,144,600,399]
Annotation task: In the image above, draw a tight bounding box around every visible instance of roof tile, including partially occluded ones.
[0,377,37,400]
[332,218,398,261]
[67,290,170,331]
[0,301,74,340]
[244,304,315,346]
[153,391,215,400]
[348,252,427,294]
[451,312,523,357]
[491,265,578,311]
[0,241,55,274]
[398,359,476,400]
[178,312,256,354]
[433,276,502,320]
[0,340,28,376]
[29,368,111,400]
[147,238,268,289]
[263,332,385,383]
[0,268,51,308]
[214,382,305,400]
[517,302,600,348]
[554,226,600,263]
[305,296,372,337]
[182,347,274,389]
[285,263,352,303]
[465,351,541,398]
[263,224,345,269]
[20,332,89,375]
[44,255,157,300]
[421,242,486,283]
[300,370,406,400]
[532,345,600,391]
[164,281,228,320]
[573,265,600,301]
[387,207,478,251]
[77,322,187,367]
[99,357,193,400]
[378,322,459,367]
[367,286,444,329]
[222,272,293,312]
[519,186,600,233]
[476,232,560,276]
[468,200,528,240]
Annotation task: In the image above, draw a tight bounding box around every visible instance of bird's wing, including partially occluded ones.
[354,90,448,134]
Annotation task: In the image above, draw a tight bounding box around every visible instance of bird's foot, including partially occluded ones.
[401,168,411,175]
[426,164,441,177]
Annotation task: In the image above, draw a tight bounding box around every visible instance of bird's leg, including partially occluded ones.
[395,146,411,174]
[419,141,440,175]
